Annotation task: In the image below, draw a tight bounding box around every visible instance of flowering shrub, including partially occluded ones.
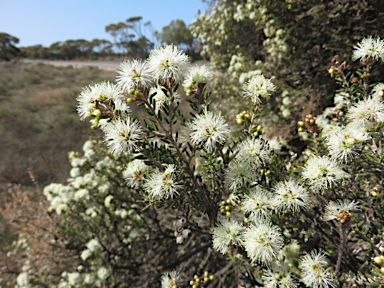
[5,36,384,288]
[190,0,384,139]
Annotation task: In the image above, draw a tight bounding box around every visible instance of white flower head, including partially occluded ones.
[225,160,254,191]
[123,159,150,188]
[81,249,92,261]
[241,186,273,221]
[147,45,190,84]
[347,97,384,128]
[237,138,272,167]
[324,199,360,222]
[243,221,284,266]
[149,85,180,114]
[188,111,230,152]
[243,74,275,104]
[372,83,384,99]
[262,262,298,288]
[212,218,244,254]
[77,82,124,121]
[97,267,110,281]
[352,36,384,63]
[86,238,101,253]
[101,117,143,156]
[326,125,370,162]
[183,65,213,93]
[265,137,285,151]
[299,250,338,288]
[116,59,153,91]
[334,91,349,108]
[161,271,181,288]
[273,180,309,213]
[302,156,349,190]
[144,164,181,200]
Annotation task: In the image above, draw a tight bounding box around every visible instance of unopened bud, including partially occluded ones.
[298,127,304,133]
[371,190,378,197]
[129,88,135,95]
[134,90,141,97]
[297,121,305,127]
[374,256,383,265]
[127,98,136,103]
[92,109,101,117]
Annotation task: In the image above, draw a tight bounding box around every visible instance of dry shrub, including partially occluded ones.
[0,185,77,287]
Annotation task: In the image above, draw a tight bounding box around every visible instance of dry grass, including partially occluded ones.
[0,62,115,186]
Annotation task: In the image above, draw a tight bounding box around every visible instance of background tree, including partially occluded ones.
[0,32,21,61]
[156,19,201,61]
[105,16,154,58]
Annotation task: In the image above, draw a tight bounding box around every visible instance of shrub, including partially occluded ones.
[3,38,384,287]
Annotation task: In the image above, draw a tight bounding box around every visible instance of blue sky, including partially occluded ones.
[0,0,206,47]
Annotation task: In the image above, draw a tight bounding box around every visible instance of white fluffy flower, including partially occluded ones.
[116,59,153,91]
[183,65,213,94]
[347,97,384,128]
[352,36,384,63]
[266,137,284,151]
[147,45,190,84]
[243,74,275,104]
[97,267,110,280]
[334,91,349,108]
[81,249,92,261]
[241,186,273,220]
[273,180,309,213]
[188,111,230,152]
[149,85,180,114]
[262,262,298,288]
[372,83,384,99]
[67,272,81,285]
[326,125,370,162]
[212,218,244,254]
[86,239,101,252]
[302,156,349,190]
[144,165,181,200]
[161,271,181,288]
[16,272,30,287]
[299,250,338,288]
[225,160,254,191]
[243,221,284,265]
[237,138,272,167]
[101,118,143,156]
[77,82,124,121]
[323,199,360,222]
[123,160,149,188]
